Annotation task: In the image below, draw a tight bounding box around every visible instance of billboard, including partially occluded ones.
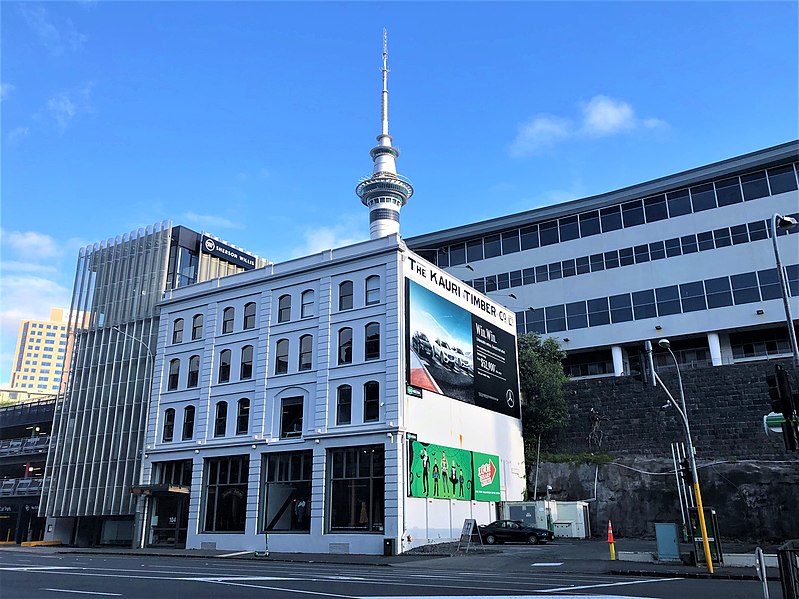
[407,438,500,502]
[405,254,520,418]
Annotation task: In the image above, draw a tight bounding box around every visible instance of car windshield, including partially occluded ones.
[440,341,450,349]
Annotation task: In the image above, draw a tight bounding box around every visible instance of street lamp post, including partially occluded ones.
[111,325,154,550]
[648,338,715,573]
[770,213,799,368]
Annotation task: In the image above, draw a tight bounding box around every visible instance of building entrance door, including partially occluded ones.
[149,494,188,548]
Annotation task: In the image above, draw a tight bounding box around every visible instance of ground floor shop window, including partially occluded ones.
[261,451,312,532]
[328,445,384,533]
[203,455,248,533]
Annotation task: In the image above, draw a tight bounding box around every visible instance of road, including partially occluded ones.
[0,547,783,599]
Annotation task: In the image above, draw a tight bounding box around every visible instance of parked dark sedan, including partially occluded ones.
[479,520,554,545]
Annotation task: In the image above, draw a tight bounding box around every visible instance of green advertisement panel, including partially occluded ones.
[407,439,500,502]
[472,451,501,502]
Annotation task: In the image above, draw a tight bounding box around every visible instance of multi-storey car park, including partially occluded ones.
[407,140,799,379]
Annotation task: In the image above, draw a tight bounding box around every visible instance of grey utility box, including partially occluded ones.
[655,522,681,561]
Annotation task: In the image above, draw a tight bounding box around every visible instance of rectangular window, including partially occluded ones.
[697,231,715,251]
[579,211,601,237]
[545,305,566,333]
[757,268,782,301]
[680,235,698,254]
[535,265,549,283]
[655,286,681,316]
[621,200,645,228]
[497,272,510,290]
[473,278,486,293]
[603,251,619,269]
[619,247,634,266]
[634,244,650,264]
[715,177,743,206]
[336,386,352,425]
[501,230,520,254]
[281,397,303,438]
[632,289,657,320]
[559,216,579,242]
[562,259,576,277]
[587,297,610,327]
[690,183,716,212]
[484,274,498,292]
[591,253,606,271]
[649,241,666,261]
[643,194,668,222]
[363,382,380,422]
[466,239,483,263]
[548,262,562,280]
[730,224,749,245]
[522,268,535,285]
[524,307,546,334]
[509,270,522,287]
[262,452,312,532]
[483,234,501,259]
[748,220,768,241]
[203,456,248,533]
[539,220,559,246]
[436,248,449,268]
[768,165,798,194]
[448,243,466,266]
[667,189,692,217]
[713,228,732,248]
[731,272,761,304]
[520,225,539,250]
[566,301,588,330]
[600,206,622,232]
[328,445,384,533]
[576,256,590,274]
[609,294,633,323]
[741,170,770,200]
[705,276,733,308]
[680,281,707,312]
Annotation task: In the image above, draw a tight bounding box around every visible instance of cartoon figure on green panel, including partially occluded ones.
[441,452,449,496]
[450,462,457,495]
[432,459,440,495]
[420,447,430,495]
[459,468,465,497]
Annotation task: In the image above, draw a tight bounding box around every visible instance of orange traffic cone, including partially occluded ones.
[607,520,615,544]
[607,520,616,560]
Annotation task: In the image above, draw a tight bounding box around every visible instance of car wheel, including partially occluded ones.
[528,534,540,545]
[484,534,496,545]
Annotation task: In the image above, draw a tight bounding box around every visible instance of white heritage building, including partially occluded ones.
[137,38,525,554]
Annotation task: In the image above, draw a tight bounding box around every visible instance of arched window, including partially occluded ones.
[236,398,250,435]
[218,349,231,383]
[336,385,352,425]
[222,307,235,333]
[182,405,195,440]
[301,289,314,318]
[364,381,379,422]
[275,339,289,374]
[243,302,256,330]
[338,328,352,365]
[162,408,175,442]
[214,401,227,437]
[172,319,184,344]
[187,355,200,388]
[298,335,313,371]
[365,322,380,360]
[167,359,180,391]
[192,313,204,340]
[240,345,253,379]
[278,294,291,323]
[338,281,353,311]
[365,276,380,306]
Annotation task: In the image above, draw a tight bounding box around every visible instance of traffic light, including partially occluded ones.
[766,365,798,452]
[678,458,693,485]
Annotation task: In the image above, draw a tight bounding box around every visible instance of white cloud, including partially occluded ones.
[182,212,244,230]
[1,229,62,260]
[0,261,59,275]
[288,215,368,260]
[0,83,15,101]
[8,127,29,142]
[510,94,669,156]
[48,93,76,128]
[20,5,87,56]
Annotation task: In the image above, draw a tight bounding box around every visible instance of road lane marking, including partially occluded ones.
[531,562,564,566]
[218,550,254,557]
[41,590,121,596]
[210,579,358,598]
[539,577,681,593]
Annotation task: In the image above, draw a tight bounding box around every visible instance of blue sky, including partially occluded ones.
[1,1,797,383]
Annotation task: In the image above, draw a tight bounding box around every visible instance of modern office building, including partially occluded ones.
[42,223,265,546]
[408,141,799,378]
[8,308,70,394]
[132,40,525,554]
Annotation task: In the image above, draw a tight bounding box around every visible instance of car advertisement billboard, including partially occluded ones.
[405,253,521,419]
[407,438,500,502]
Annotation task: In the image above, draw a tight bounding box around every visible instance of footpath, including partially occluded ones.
[5,537,782,582]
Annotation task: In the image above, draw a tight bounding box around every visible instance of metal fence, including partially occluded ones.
[778,540,799,599]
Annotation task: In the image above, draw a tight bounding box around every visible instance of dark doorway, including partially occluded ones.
[149,494,188,547]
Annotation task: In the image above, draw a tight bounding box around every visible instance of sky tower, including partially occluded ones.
[356,30,414,239]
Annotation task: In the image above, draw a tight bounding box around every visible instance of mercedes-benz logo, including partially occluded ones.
[204,238,216,252]
[506,389,515,408]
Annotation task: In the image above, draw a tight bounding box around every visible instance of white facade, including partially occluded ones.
[408,141,799,377]
[141,234,524,554]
